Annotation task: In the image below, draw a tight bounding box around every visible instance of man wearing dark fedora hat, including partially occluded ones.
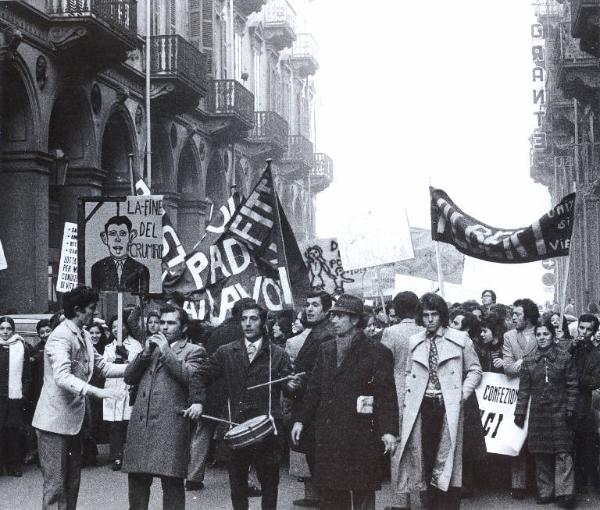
[291,294,398,510]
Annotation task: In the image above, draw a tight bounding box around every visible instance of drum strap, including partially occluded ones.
[268,341,278,436]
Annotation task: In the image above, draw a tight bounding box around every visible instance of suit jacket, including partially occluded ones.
[91,256,150,293]
[295,331,398,490]
[32,319,125,435]
[196,338,293,423]
[502,328,536,377]
[122,340,206,478]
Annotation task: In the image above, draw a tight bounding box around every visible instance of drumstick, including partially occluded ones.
[200,414,241,426]
[247,372,306,390]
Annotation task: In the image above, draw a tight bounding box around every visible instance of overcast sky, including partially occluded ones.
[307,0,557,304]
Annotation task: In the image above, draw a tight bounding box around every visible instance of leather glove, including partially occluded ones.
[566,410,576,429]
[514,414,526,428]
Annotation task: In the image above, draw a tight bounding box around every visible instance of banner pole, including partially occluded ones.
[559,182,577,324]
[435,241,445,299]
[117,292,123,347]
[145,0,152,188]
[375,266,388,325]
[128,154,135,196]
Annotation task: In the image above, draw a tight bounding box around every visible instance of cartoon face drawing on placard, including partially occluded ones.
[90,215,150,293]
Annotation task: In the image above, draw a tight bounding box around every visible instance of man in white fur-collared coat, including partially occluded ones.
[394,293,481,510]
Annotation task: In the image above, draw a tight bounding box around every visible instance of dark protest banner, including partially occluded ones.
[430,187,576,263]
[161,164,310,322]
[79,196,164,294]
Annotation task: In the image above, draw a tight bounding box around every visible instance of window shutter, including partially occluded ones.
[169,0,176,34]
[202,0,215,76]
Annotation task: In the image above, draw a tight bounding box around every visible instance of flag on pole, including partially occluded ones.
[430,187,576,263]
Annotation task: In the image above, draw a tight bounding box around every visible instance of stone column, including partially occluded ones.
[60,167,107,223]
[159,191,181,229]
[177,197,210,252]
[0,151,53,312]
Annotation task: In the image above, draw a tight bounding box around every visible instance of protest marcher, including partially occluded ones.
[365,314,385,340]
[291,293,398,510]
[146,310,161,336]
[546,312,573,351]
[88,321,110,356]
[270,310,295,347]
[122,304,205,510]
[194,299,296,510]
[290,291,335,508]
[394,292,482,510]
[475,313,505,373]
[381,291,422,510]
[569,314,600,494]
[481,289,497,308]
[514,319,577,508]
[501,297,540,499]
[292,311,306,336]
[32,287,127,510]
[386,301,400,325]
[0,316,31,477]
[102,313,143,471]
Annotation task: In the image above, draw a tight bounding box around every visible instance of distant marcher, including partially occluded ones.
[481,289,497,308]
[514,319,577,508]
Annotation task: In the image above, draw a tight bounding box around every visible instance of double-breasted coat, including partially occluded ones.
[295,330,398,491]
[395,327,482,493]
[515,345,578,453]
[122,340,206,479]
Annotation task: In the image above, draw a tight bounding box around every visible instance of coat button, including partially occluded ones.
[407,389,411,392]
[412,374,416,378]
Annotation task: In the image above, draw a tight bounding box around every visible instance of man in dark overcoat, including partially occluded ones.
[192,299,296,510]
[122,304,206,510]
[291,294,398,510]
[290,290,335,507]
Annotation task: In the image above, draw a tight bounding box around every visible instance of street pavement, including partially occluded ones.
[3,448,600,509]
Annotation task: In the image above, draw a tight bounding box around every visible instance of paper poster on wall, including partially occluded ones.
[79,196,164,294]
[56,222,79,292]
[475,372,529,456]
[0,239,6,271]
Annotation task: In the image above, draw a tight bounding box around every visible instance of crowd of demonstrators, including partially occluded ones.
[8,283,600,510]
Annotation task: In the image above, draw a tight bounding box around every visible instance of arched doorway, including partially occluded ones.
[101,108,136,196]
[177,139,203,251]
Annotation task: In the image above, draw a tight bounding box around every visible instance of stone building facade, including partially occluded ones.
[0,0,333,313]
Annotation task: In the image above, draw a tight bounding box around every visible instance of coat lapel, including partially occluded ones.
[336,331,363,376]
[410,332,429,369]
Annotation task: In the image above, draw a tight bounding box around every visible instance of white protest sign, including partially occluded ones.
[475,372,529,456]
[0,239,6,270]
[337,210,414,271]
[56,223,78,292]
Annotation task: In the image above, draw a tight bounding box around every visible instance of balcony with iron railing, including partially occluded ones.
[145,34,208,112]
[310,153,333,192]
[290,33,319,77]
[235,0,267,17]
[46,0,138,59]
[247,111,289,152]
[278,134,313,180]
[558,22,598,62]
[263,0,296,51]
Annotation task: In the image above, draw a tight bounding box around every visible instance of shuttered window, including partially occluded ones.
[189,0,214,75]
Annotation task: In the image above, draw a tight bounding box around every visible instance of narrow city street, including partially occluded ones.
[3,448,600,510]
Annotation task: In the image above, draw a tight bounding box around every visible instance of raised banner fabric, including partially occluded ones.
[430,187,576,263]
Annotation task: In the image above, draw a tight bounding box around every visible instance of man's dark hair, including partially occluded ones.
[36,319,51,333]
[415,292,449,328]
[104,215,132,234]
[578,313,600,335]
[238,299,267,326]
[63,287,99,319]
[513,298,540,325]
[481,289,497,303]
[160,304,189,329]
[534,317,557,339]
[462,300,484,317]
[231,297,256,320]
[306,291,333,312]
[480,313,507,344]
[392,291,419,320]
[186,319,211,345]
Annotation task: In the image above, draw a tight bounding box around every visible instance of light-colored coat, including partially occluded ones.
[396,327,482,492]
[122,340,205,479]
[32,319,125,435]
[502,328,536,377]
[102,336,143,421]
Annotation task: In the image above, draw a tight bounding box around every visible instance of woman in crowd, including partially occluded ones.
[145,310,161,337]
[102,312,143,471]
[476,313,505,373]
[546,312,573,351]
[270,310,295,347]
[514,319,577,508]
[88,321,110,356]
[364,314,385,340]
[0,316,31,477]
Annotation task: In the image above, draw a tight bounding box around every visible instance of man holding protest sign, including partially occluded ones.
[501,298,539,499]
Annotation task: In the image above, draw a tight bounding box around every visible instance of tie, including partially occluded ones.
[114,259,125,284]
[428,337,442,392]
[247,343,257,363]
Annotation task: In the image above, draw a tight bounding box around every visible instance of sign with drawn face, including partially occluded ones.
[80,196,164,294]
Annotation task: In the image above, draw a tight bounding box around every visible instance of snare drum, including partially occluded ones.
[224,415,275,449]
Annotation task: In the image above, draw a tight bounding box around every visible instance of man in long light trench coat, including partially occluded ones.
[395,293,481,510]
[122,305,206,510]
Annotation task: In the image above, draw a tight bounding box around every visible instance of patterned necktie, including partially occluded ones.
[247,342,257,363]
[114,259,125,284]
[428,337,442,391]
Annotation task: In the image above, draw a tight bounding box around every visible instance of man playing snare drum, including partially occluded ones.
[189,299,297,510]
